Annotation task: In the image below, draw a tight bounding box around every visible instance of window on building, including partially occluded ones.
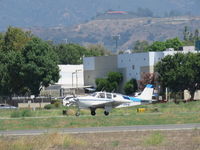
[132,65,135,70]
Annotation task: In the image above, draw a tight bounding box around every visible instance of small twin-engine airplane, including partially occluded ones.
[63,84,154,116]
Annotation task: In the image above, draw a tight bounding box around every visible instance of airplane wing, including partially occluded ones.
[90,100,128,109]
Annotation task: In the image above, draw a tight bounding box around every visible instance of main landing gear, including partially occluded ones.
[104,111,109,116]
[90,108,96,116]
[91,110,96,116]
[90,108,110,116]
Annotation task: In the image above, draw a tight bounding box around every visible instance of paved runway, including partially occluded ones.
[1,123,200,136]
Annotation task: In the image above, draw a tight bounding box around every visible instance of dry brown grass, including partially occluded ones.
[0,133,87,150]
[0,130,200,150]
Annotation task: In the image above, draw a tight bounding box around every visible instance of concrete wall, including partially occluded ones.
[18,102,50,108]
[118,53,151,81]
[84,55,118,87]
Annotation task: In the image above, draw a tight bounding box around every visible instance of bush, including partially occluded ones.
[54,102,61,108]
[124,78,138,95]
[44,104,55,109]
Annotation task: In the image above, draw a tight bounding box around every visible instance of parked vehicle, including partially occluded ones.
[0,104,17,109]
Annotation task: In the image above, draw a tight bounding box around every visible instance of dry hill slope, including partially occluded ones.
[31,16,200,51]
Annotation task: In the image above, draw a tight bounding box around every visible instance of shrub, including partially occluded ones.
[44,104,55,109]
[54,102,61,108]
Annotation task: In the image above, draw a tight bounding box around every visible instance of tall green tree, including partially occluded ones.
[3,26,32,51]
[95,72,123,92]
[21,37,60,96]
[155,53,200,100]
[146,41,166,52]
[165,37,183,50]
[0,33,4,50]
[194,29,200,41]
[55,43,88,64]
[183,26,190,41]
[85,44,111,56]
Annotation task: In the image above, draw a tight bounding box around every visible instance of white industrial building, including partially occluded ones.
[41,65,84,97]
[83,46,197,89]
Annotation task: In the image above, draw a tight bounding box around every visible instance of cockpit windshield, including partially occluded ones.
[91,93,97,97]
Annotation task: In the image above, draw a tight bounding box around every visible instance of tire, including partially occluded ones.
[75,112,80,116]
[104,111,109,116]
[91,111,96,116]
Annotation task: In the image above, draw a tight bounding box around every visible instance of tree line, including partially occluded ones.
[0,27,110,97]
[133,27,200,52]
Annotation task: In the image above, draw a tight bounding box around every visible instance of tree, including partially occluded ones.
[55,43,88,64]
[95,78,110,91]
[0,33,4,50]
[124,79,138,95]
[146,41,166,52]
[194,29,200,41]
[183,26,190,41]
[3,26,32,51]
[155,53,200,100]
[55,43,112,65]
[107,72,123,84]
[165,38,183,50]
[22,37,60,96]
[0,28,60,97]
[85,44,112,56]
[139,72,157,90]
[95,72,123,92]
[133,40,149,52]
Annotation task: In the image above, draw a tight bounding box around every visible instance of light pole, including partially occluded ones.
[112,34,120,52]
[75,69,82,88]
[72,72,76,87]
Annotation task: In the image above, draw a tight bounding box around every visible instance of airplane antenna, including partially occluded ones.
[111,89,115,93]
[101,87,105,92]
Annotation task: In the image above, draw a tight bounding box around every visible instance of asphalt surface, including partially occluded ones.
[1,123,200,136]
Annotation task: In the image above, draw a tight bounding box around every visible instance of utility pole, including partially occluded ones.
[112,34,120,52]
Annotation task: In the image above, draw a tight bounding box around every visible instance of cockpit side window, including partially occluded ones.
[106,93,112,99]
[99,93,105,98]
[113,94,117,98]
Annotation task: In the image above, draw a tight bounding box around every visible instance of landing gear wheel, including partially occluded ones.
[91,111,96,116]
[104,111,109,116]
[75,111,80,116]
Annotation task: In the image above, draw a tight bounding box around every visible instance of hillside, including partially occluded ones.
[31,16,200,51]
[0,0,200,31]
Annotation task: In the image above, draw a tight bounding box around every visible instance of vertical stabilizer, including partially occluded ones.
[136,84,154,100]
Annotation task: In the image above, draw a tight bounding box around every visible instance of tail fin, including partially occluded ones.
[136,84,154,100]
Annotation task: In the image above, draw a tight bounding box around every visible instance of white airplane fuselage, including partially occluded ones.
[63,84,155,116]
[77,94,131,109]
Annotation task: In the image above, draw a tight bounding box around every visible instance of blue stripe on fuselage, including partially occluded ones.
[123,96,141,102]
